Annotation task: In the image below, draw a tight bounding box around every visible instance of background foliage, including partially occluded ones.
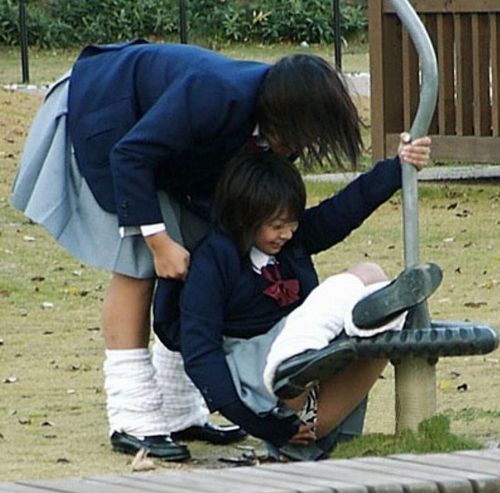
[0,0,367,48]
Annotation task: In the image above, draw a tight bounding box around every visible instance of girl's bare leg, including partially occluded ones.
[102,273,154,349]
[314,358,388,438]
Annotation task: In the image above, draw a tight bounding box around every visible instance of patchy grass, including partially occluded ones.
[332,415,482,458]
[1,81,499,482]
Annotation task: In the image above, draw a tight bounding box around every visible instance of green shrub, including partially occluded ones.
[0,0,367,48]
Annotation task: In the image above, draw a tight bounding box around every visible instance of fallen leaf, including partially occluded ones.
[438,380,451,391]
[464,301,487,308]
[131,448,156,472]
[481,279,497,289]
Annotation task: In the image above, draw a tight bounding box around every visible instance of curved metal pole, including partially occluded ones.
[390,0,438,329]
[387,0,439,432]
[389,0,438,271]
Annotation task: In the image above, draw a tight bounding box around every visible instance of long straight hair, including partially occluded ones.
[213,150,306,256]
[257,54,363,170]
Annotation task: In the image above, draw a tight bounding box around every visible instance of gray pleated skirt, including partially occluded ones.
[224,321,367,461]
[10,73,200,279]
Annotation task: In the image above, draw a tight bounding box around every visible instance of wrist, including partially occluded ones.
[144,230,172,252]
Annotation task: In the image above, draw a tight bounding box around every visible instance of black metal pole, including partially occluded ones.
[332,0,342,71]
[19,0,30,83]
[179,0,188,44]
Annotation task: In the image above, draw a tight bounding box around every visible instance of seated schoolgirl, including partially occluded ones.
[154,135,436,461]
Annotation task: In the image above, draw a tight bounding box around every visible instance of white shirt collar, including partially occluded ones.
[249,247,276,274]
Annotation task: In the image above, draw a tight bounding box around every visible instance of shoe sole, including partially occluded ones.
[355,322,499,360]
[273,339,358,400]
[352,262,443,329]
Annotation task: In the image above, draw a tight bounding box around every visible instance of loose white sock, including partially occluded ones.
[344,281,407,337]
[263,272,365,394]
[104,348,169,437]
[152,337,209,433]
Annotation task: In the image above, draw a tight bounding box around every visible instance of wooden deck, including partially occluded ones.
[1,449,499,492]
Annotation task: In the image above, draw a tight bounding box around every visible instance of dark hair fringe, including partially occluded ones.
[257,54,364,170]
[213,150,306,255]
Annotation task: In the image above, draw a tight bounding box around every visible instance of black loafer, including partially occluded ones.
[273,337,358,400]
[171,422,247,445]
[110,431,190,461]
[352,262,443,329]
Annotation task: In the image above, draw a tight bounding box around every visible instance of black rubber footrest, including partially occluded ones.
[273,322,498,399]
[355,322,498,360]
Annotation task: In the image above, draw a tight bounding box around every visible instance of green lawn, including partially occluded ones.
[0,42,369,86]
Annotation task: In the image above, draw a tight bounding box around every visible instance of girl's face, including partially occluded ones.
[254,211,299,255]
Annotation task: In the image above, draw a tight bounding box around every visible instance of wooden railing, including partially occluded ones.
[369,0,500,164]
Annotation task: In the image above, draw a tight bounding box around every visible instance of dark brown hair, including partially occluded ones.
[213,150,306,255]
[256,54,363,170]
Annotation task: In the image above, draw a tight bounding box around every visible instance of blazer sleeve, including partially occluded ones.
[297,157,402,254]
[110,71,250,226]
[179,236,299,445]
[179,236,246,410]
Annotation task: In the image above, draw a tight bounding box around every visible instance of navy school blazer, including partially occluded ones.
[67,40,270,226]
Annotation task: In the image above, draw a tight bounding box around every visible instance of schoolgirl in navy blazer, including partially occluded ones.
[67,40,270,227]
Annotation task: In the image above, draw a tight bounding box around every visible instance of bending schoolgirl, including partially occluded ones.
[12,43,371,458]
[154,136,436,461]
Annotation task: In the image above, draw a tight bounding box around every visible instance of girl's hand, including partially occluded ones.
[288,422,316,445]
[398,132,431,171]
[144,232,190,279]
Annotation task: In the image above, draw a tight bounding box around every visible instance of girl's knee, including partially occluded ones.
[347,262,388,286]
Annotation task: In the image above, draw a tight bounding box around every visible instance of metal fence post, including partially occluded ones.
[19,0,30,83]
[332,0,342,71]
[179,0,188,44]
